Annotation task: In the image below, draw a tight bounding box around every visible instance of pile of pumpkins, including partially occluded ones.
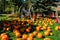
[0,17,60,40]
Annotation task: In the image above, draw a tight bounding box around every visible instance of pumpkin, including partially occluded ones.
[47,27,51,29]
[1,34,9,40]
[33,31,38,36]
[7,27,10,31]
[1,33,6,37]
[26,20,30,22]
[27,37,33,40]
[26,28,30,33]
[50,22,53,25]
[36,26,41,31]
[55,26,59,30]
[22,34,28,40]
[47,28,51,32]
[43,26,47,30]
[37,33,43,38]
[15,32,21,38]
[41,28,44,30]
[29,33,34,38]
[44,24,48,27]
[0,35,1,39]
[16,38,22,40]
[58,26,60,30]
[44,31,50,36]
[44,38,50,40]
[13,29,19,34]
[50,32,53,36]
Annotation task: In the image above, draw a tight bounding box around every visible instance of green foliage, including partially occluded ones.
[0,0,57,14]
[32,0,57,13]
[6,31,16,40]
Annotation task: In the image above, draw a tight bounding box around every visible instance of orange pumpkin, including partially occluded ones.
[41,28,44,30]
[7,27,10,31]
[26,28,30,32]
[50,32,53,36]
[58,26,60,30]
[47,28,51,32]
[44,38,50,40]
[27,37,33,40]
[44,24,48,27]
[44,31,50,36]
[13,29,19,34]
[21,22,24,26]
[26,20,30,22]
[50,22,53,25]
[33,31,38,36]
[43,26,47,30]
[37,33,43,38]
[55,26,59,30]
[29,33,34,38]
[28,20,32,24]
[36,26,41,31]
[0,35,1,38]
[1,33,6,37]
[22,34,28,40]
[15,32,21,38]
[16,38,21,40]
[47,27,51,29]
[1,34,9,40]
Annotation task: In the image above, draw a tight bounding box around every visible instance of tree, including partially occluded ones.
[0,0,6,14]
[31,0,57,16]
[0,0,23,14]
